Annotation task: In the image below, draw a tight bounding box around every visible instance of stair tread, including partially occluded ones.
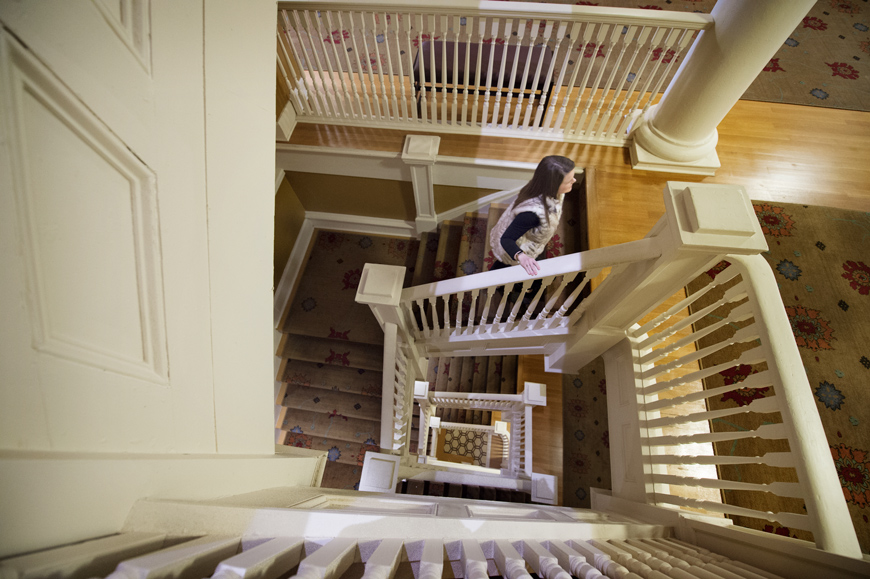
[282,433,379,467]
[278,359,382,398]
[456,213,489,277]
[279,407,380,446]
[281,384,382,422]
[277,333,382,372]
[413,230,440,286]
[433,222,464,281]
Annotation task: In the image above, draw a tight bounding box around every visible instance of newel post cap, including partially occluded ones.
[355,263,406,307]
[662,182,768,255]
[402,134,441,165]
[523,382,547,406]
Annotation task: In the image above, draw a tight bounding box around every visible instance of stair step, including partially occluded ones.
[283,434,378,468]
[456,213,489,277]
[433,221,463,281]
[277,359,382,398]
[277,333,382,372]
[279,407,380,446]
[483,203,508,271]
[413,230,440,286]
[281,384,381,422]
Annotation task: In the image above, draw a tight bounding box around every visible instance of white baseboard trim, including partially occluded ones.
[273,219,314,327]
[306,211,417,237]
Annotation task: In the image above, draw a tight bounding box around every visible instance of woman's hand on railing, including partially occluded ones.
[517,253,540,276]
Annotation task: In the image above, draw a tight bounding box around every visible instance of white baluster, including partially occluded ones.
[501,21,525,128]
[427,15,439,123]
[599,25,651,140]
[569,540,639,579]
[0,533,165,579]
[106,536,240,579]
[461,15,474,125]
[415,14,428,123]
[286,11,327,116]
[491,19,513,127]
[276,27,308,115]
[476,287,495,334]
[211,537,304,579]
[615,26,669,137]
[342,12,373,119]
[419,540,445,579]
[524,20,555,129]
[465,288,480,335]
[547,539,603,579]
[440,15,449,122]
[471,18,486,126]
[292,538,357,579]
[589,25,639,138]
[454,290,465,333]
[540,20,573,131]
[361,539,404,579]
[313,10,349,118]
[324,12,360,118]
[511,19,539,128]
[574,24,620,137]
[403,13,418,122]
[359,11,384,119]
[451,15,461,124]
[530,271,579,330]
[302,10,339,117]
[589,540,661,579]
[461,540,489,579]
[381,12,400,121]
[494,540,532,579]
[521,540,572,579]
[480,18,500,126]
[562,23,597,135]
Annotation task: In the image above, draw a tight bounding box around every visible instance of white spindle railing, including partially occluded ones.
[627,254,860,557]
[398,237,662,350]
[5,530,800,579]
[357,182,860,558]
[277,0,710,145]
[380,324,417,453]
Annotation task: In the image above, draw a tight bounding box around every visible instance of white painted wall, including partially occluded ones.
[0,0,319,557]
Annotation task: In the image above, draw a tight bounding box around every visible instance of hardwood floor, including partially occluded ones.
[287,100,870,504]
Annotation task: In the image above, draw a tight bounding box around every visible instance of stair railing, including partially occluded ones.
[360,181,862,558]
[605,252,863,558]
[277,1,711,145]
[412,382,546,479]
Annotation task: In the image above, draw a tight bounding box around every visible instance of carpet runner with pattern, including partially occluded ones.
[277,187,583,490]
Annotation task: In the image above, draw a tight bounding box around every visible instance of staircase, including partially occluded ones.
[276,189,582,489]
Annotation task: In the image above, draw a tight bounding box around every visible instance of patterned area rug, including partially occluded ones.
[496,0,870,112]
[688,202,870,553]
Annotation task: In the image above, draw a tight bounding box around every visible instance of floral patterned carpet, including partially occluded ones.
[562,202,870,554]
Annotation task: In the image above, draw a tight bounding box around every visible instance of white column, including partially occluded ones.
[401,135,440,234]
[631,0,815,175]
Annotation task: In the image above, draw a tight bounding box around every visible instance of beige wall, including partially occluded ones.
[434,184,500,214]
[274,175,306,288]
[286,171,417,221]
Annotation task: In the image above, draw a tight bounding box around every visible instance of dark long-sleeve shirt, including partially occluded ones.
[499,211,541,259]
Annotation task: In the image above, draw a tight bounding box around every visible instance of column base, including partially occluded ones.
[630,140,721,176]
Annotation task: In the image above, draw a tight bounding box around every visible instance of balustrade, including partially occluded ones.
[357,181,861,558]
[277,1,710,145]
[7,529,793,579]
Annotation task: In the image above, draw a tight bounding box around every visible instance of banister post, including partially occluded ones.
[402,135,440,234]
[551,181,768,372]
[356,263,427,377]
[630,0,814,175]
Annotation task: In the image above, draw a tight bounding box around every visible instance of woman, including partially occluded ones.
[489,155,576,278]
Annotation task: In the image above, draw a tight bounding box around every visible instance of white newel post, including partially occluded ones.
[402,135,440,234]
[630,0,815,174]
[356,263,425,452]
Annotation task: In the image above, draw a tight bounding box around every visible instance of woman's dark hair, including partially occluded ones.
[515,155,576,225]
